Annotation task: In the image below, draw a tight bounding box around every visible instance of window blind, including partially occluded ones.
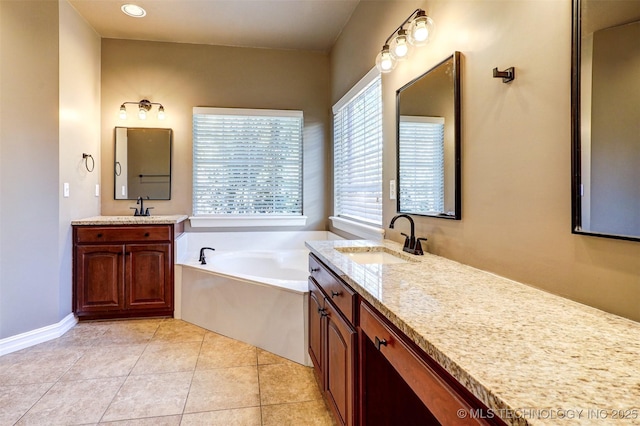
[192,108,303,216]
[333,73,383,226]
[398,116,445,214]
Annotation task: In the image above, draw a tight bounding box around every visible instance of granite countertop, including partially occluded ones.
[305,239,640,426]
[71,215,189,225]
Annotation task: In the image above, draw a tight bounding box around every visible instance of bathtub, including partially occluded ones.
[176,231,342,366]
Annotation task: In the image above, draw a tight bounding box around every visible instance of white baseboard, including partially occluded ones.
[0,313,78,356]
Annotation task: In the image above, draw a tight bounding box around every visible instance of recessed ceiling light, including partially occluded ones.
[121,4,146,18]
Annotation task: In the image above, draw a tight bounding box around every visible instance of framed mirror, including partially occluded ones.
[572,0,640,241]
[114,127,172,200]
[396,52,461,219]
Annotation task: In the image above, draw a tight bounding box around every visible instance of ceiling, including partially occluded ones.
[69,0,360,52]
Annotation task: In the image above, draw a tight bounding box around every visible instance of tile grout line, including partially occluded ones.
[96,319,161,424]
[178,329,206,424]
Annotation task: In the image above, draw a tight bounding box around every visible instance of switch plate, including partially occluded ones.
[390,180,396,200]
[63,182,70,198]
[95,184,100,197]
[121,185,126,196]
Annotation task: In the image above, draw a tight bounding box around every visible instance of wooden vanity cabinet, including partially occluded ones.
[308,253,506,426]
[73,224,180,320]
[309,254,357,426]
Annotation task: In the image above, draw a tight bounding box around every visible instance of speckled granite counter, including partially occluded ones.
[306,239,640,426]
[71,215,188,225]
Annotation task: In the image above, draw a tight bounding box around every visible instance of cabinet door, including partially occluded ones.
[125,243,172,310]
[75,245,124,313]
[308,278,325,383]
[325,300,357,426]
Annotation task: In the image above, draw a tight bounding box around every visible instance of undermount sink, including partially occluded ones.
[336,248,410,265]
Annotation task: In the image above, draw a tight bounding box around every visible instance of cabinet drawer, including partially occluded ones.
[360,301,485,425]
[309,255,356,323]
[75,226,171,243]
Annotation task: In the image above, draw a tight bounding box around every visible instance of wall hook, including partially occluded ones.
[493,67,515,83]
[82,153,95,172]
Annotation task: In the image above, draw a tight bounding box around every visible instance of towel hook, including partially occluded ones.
[82,153,95,172]
[493,67,515,83]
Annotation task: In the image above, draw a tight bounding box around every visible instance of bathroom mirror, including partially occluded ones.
[114,127,172,200]
[396,52,461,219]
[572,0,640,241]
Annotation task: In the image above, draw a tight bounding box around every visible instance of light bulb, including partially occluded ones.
[375,45,396,73]
[119,105,127,120]
[157,106,165,120]
[390,29,412,60]
[138,107,147,120]
[409,12,434,46]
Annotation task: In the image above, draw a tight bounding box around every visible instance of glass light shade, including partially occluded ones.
[119,105,127,120]
[409,14,434,46]
[157,106,165,120]
[375,46,397,73]
[138,107,147,120]
[390,29,413,61]
[121,4,146,17]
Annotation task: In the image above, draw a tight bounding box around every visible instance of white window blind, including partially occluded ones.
[333,71,383,226]
[398,116,445,214]
[192,107,303,216]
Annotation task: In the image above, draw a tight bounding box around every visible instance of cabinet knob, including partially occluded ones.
[96,233,103,238]
[144,232,150,237]
[310,267,320,272]
[375,336,388,351]
[331,290,342,298]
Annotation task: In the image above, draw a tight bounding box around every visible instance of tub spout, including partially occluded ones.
[199,247,215,264]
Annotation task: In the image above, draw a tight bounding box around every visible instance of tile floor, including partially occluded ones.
[0,319,335,425]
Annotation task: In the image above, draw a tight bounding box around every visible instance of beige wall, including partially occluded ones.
[1,1,60,338]
[100,39,330,231]
[331,0,640,321]
[58,0,102,317]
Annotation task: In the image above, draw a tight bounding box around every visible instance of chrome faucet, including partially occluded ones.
[131,196,153,216]
[389,214,427,255]
[199,247,215,264]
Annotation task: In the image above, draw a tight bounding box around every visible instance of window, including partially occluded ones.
[332,68,383,236]
[192,108,303,225]
[398,116,445,214]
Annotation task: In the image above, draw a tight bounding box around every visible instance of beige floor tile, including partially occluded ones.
[181,407,262,425]
[151,319,207,343]
[0,383,53,425]
[99,414,181,425]
[130,342,201,375]
[262,400,336,426]
[258,363,322,405]
[203,331,253,349]
[101,371,192,422]
[0,348,84,385]
[184,366,260,413]
[61,344,147,381]
[257,348,290,365]
[97,319,163,345]
[15,377,125,425]
[197,343,257,370]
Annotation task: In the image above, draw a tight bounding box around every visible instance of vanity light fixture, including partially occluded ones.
[375,9,434,73]
[121,4,146,18]
[118,99,165,120]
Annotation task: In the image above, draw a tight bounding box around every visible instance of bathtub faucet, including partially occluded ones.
[389,214,426,255]
[198,247,215,265]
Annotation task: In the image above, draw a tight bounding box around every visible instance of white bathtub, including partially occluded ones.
[176,231,342,366]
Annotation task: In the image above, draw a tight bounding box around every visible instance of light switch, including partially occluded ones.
[389,180,396,200]
[63,182,70,198]
[95,184,100,197]
[121,185,126,196]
